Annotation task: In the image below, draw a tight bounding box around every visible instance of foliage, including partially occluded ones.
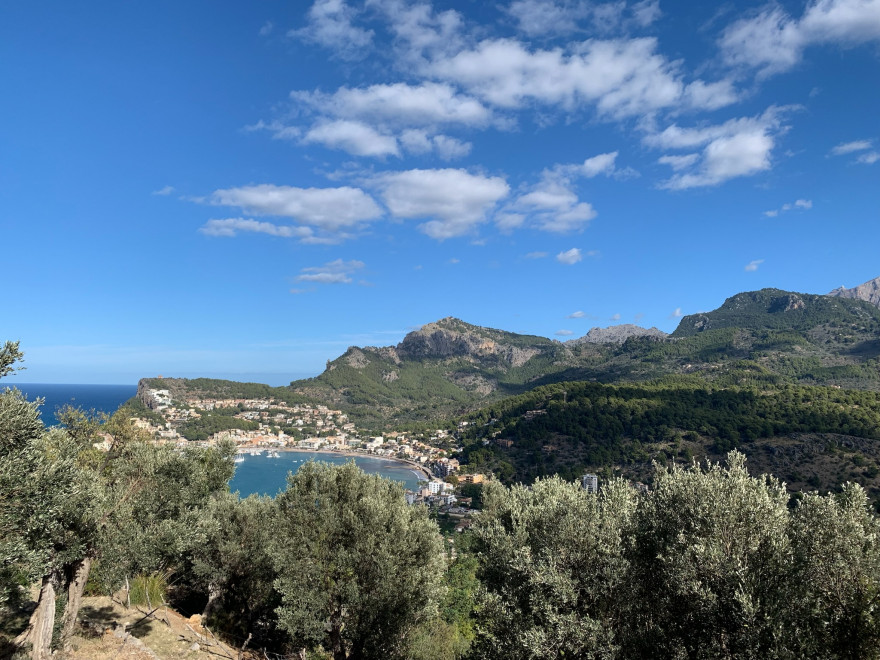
[127,571,170,608]
[192,493,283,649]
[93,435,237,591]
[459,379,880,486]
[271,461,447,660]
[178,411,259,442]
[470,476,637,658]
[471,453,880,659]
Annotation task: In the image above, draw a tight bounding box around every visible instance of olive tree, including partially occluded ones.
[271,461,446,660]
[192,492,282,649]
[469,475,637,659]
[786,483,880,658]
[0,345,102,660]
[624,452,792,658]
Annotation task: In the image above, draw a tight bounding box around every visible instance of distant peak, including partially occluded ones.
[571,324,667,345]
[828,276,880,308]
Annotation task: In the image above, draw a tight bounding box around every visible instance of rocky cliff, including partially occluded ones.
[828,276,880,308]
[569,324,667,345]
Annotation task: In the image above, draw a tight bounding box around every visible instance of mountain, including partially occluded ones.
[829,276,880,308]
[568,324,667,344]
[287,289,880,426]
[459,378,880,499]
[673,288,880,336]
[141,285,880,428]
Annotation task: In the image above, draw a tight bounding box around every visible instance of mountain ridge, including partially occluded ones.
[829,275,880,307]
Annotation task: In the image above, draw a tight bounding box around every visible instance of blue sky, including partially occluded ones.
[2,0,879,384]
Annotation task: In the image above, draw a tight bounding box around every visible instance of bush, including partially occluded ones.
[128,571,170,608]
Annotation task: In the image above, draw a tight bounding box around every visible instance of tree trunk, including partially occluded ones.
[329,616,347,660]
[60,556,92,650]
[201,584,222,619]
[14,573,57,660]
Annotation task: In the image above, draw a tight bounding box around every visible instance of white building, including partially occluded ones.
[581,473,598,494]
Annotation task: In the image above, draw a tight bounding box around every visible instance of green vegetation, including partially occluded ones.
[470,454,880,658]
[8,332,880,658]
[279,290,880,428]
[459,379,880,497]
[142,376,314,406]
[178,410,259,441]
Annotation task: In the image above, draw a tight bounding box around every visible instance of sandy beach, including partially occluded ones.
[265,446,434,481]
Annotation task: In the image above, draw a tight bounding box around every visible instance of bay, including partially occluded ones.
[7,383,136,426]
[229,450,425,497]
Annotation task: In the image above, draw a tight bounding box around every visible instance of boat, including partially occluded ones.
[234,456,245,463]
[268,450,280,458]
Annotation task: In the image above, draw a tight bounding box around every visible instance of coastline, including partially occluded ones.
[260,447,434,481]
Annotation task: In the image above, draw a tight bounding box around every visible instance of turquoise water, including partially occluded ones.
[6,383,136,426]
[229,451,425,497]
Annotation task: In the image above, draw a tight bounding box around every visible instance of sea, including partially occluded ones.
[6,383,423,497]
[7,382,137,426]
[229,451,424,497]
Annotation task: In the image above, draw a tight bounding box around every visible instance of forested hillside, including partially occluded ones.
[283,288,880,426]
[458,379,880,499]
[133,287,880,429]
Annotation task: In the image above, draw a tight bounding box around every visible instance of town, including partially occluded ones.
[129,385,492,526]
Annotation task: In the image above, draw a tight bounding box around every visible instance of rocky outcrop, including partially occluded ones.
[569,324,667,345]
[344,348,370,369]
[395,317,548,367]
[828,276,880,308]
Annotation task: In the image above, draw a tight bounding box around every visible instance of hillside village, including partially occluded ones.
[131,385,487,516]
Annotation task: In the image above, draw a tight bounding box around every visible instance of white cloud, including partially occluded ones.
[669,307,682,318]
[199,218,315,240]
[525,251,548,259]
[292,82,492,128]
[857,151,880,164]
[555,329,574,336]
[448,257,460,264]
[515,177,598,233]
[831,139,873,155]
[745,259,765,272]
[506,0,662,36]
[431,134,472,160]
[632,0,662,27]
[209,184,383,235]
[765,198,813,216]
[610,313,622,321]
[506,0,592,36]
[556,247,583,264]
[429,37,736,119]
[567,310,586,318]
[578,151,619,177]
[283,82,490,159]
[291,0,373,59]
[682,79,739,111]
[152,185,175,196]
[367,0,466,61]
[371,168,510,239]
[303,120,400,157]
[658,153,699,171]
[399,130,473,160]
[259,21,274,36]
[720,0,880,77]
[496,213,526,232]
[650,107,790,189]
[507,154,620,233]
[296,258,365,284]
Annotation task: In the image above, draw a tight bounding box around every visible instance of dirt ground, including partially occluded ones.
[4,595,253,660]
